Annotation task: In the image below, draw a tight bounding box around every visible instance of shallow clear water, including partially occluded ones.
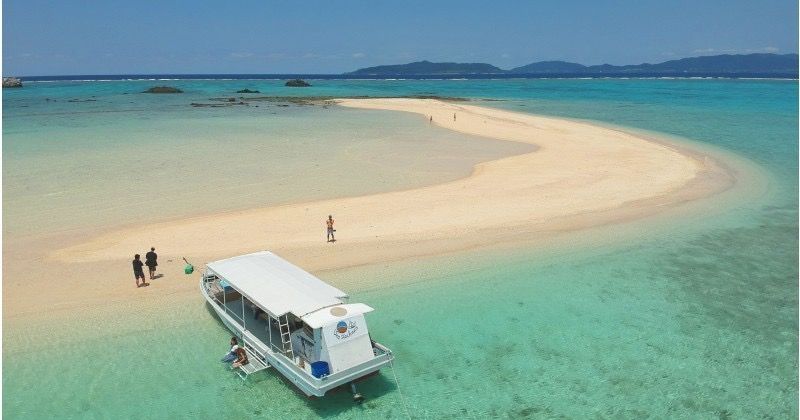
[3,85,530,236]
[3,78,797,418]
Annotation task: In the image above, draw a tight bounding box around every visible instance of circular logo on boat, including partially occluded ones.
[333,320,359,339]
[336,321,348,334]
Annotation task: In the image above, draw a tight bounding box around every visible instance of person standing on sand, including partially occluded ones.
[429,115,433,123]
[132,254,148,288]
[326,215,336,242]
[453,113,456,121]
[145,247,158,280]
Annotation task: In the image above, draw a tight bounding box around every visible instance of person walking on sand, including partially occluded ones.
[132,254,148,288]
[145,247,158,280]
[453,113,456,122]
[326,215,336,242]
[429,115,433,124]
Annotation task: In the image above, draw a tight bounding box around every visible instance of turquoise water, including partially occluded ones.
[3,83,532,236]
[3,79,797,418]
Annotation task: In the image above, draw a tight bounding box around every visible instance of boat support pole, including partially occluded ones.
[349,382,364,404]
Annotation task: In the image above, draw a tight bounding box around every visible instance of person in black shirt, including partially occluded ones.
[145,247,158,280]
[132,254,147,287]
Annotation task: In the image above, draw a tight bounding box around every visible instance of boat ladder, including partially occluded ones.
[236,347,270,380]
[278,315,294,359]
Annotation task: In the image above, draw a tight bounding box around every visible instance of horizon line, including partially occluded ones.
[7,52,798,79]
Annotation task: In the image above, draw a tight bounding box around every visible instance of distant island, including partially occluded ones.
[350,61,504,75]
[143,86,183,93]
[3,77,23,88]
[285,79,311,87]
[348,53,798,76]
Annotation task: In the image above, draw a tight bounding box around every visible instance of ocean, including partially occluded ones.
[3,78,797,418]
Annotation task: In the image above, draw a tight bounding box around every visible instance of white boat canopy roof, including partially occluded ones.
[301,303,374,328]
[206,251,348,318]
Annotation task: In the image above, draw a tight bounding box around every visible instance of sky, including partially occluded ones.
[2,0,798,76]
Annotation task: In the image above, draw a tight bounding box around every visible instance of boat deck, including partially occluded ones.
[237,347,270,379]
[219,297,283,353]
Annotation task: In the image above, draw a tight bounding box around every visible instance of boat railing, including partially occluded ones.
[202,274,221,299]
[372,341,391,357]
[268,338,300,364]
[253,328,393,384]
[313,345,394,387]
[269,342,285,356]
[202,274,247,326]
[242,338,268,364]
[224,306,245,325]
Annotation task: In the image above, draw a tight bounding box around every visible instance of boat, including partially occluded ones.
[200,251,394,399]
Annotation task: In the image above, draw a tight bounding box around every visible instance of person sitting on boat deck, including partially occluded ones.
[221,337,239,363]
[132,254,148,288]
[231,347,249,369]
[326,215,335,243]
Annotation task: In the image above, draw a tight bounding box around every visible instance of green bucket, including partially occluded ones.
[184,264,194,274]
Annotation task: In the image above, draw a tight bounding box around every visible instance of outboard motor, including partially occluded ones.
[350,382,364,404]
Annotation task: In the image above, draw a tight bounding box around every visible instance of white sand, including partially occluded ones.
[5,98,742,326]
[50,98,728,276]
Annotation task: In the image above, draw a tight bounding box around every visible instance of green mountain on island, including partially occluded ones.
[348,60,504,75]
[348,53,798,75]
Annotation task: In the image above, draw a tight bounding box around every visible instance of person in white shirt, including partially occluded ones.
[221,337,239,362]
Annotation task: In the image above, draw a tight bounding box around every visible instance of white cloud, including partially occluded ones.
[229,52,254,59]
[692,48,738,54]
[740,46,780,53]
[688,47,780,56]
[352,52,366,58]
[500,53,511,59]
